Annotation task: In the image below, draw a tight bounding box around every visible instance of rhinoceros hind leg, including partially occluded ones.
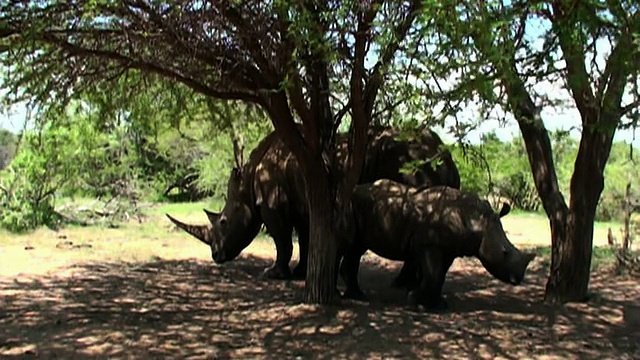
[291,224,309,280]
[338,243,368,300]
[291,264,306,280]
[407,290,449,313]
[391,260,419,289]
[262,264,293,280]
[411,244,454,312]
[342,287,368,301]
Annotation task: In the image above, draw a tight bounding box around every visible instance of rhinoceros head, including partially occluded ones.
[477,203,536,285]
[212,167,262,261]
[166,168,262,263]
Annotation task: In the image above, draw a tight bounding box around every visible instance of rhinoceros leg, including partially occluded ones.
[261,209,294,280]
[291,223,309,280]
[338,243,368,300]
[408,245,454,312]
[391,260,419,289]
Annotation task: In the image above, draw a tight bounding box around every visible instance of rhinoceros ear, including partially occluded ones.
[498,202,511,218]
[165,214,212,246]
[203,209,220,224]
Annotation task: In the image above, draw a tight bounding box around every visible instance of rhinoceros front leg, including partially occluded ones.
[261,210,294,280]
[408,246,454,312]
[291,223,309,280]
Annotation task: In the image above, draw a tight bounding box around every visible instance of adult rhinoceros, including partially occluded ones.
[167,126,460,282]
[340,179,536,311]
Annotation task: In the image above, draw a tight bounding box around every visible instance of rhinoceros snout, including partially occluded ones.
[211,250,227,264]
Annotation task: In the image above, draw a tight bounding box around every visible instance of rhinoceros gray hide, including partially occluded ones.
[167,126,461,282]
[340,179,536,312]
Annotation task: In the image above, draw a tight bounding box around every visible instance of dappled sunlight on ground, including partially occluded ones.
[1,250,638,359]
[1,210,638,358]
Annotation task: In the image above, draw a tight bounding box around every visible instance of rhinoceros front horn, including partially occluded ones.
[166,214,212,246]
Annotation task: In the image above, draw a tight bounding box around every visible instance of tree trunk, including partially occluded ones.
[544,131,610,303]
[544,210,594,303]
[622,181,632,254]
[263,91,343,305]
[303,164,341,304]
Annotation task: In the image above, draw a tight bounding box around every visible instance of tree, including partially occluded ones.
[1,1,423,304]
[406,0,640,302]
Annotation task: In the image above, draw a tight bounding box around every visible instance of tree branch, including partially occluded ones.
[551,1,596,121]
[620,99,640,116]
[344,0,383,197]
[218,3,280,85]
[598,12,640,120]
[288,68,313,122]
[363,1,424,116]
[334,99,352,125]
[38,34,261,103]
[503,65,569,218]
[272,4,310,124]
[262,91,309,166]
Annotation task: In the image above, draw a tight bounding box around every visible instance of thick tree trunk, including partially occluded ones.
[545,128,611,303]
[303,165,341,304]
[264,91,344,305]
[544,211,594,302]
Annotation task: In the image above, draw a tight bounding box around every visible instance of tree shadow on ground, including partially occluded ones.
[0,255,638,359]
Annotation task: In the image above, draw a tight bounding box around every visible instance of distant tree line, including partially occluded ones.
[2,105,638,234]
[453,131,640,222]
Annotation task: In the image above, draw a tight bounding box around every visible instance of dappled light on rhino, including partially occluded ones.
[342,179,536,312]
[166,126,461,283]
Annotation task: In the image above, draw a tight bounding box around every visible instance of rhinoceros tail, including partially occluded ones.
[165,214,212,246]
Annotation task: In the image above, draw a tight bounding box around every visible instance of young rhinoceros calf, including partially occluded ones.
[340,179,536,311]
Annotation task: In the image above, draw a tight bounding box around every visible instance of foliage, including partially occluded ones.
[0,116,85,232]
[453,130,640,221]
[0,88,272,232]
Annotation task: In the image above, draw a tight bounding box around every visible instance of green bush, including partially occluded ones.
[0,126,75,232]
[496,172,541,212]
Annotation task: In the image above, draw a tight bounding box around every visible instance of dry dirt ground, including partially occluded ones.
[0,212,639,359]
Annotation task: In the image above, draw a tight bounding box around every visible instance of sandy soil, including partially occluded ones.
[0,218,639,359]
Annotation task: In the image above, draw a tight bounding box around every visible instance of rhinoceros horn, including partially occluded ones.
[165,214,212,246]
[202,208,220,224]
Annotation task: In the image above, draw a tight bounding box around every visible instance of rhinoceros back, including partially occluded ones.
[410,185,494,256]
[352,179,425,261]
[360,126,460,189]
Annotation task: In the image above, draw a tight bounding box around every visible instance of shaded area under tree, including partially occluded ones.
[0,255,637,359]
